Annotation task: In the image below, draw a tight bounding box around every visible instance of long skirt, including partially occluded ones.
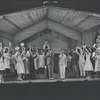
[84,59,93,71]
[71,64,80,78]
[10,64,16,74]
[38,57,45,68]
[16,62,25,75]
[0,62,5,71]
[47,64,53,79]
[29,57,35,79]
[66,62,73,78]
[4,59,10,69]
[23,60,30,74]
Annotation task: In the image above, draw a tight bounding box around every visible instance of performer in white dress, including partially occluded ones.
[37,50,45,74]
[95,46,100,77]
[3,42,11,70]
[0,52,4,82]
[76,47,85,77]
[94,34,100,77]
[59,50,67,79]
[84,47,93,78]
[3,47,10,70]
[15,49,25,81]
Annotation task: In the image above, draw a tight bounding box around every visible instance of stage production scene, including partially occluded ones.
[0,5,100,83]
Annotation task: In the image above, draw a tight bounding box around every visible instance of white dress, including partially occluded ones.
[38,53,45,68]
[3,53,10,69]
[84,53,93,71]
[95,47,100,72]
[15,55,25,74]
[23,56,30,74]
[0,57,4,71]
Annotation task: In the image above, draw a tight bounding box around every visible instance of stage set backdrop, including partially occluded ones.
[0,6,100,51]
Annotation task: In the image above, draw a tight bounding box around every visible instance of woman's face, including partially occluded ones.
[96,39,99,44]
[45,41,48,44]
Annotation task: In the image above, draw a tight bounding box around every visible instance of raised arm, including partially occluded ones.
[84,46,90,54]
[8,42,12,53]
[0,42,2,51]
[76,47,80,55]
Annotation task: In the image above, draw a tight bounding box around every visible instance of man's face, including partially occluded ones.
[61,50,64,54]
[45,41,48,44]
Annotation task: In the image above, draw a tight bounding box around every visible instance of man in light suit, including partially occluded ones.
[59,50,67,79]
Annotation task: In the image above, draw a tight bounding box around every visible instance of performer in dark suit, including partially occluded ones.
[46,49,54,79]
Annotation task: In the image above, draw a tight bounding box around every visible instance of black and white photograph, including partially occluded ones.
[0,0,100,100]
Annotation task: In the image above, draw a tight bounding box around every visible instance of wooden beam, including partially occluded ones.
[22,29,71,45]
[75,15,91,27]
[47,19,81,40]
[0,30,12,40]
[21,29,51,44]
[14,20,47,42]
[3,17,21,30]
[14,19,81,43]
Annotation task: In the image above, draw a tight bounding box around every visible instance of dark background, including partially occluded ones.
[0,0,100,15]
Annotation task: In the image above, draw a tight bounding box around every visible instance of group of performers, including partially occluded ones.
[0,35,100,82]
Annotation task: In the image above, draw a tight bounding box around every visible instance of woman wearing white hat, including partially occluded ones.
[14,47,25,81]
[3,47,10,70]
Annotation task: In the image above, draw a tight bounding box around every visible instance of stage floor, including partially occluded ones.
[0,78,100,100]
[1,78,100,84]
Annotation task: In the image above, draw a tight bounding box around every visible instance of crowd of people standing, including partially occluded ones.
[0,36,100,82]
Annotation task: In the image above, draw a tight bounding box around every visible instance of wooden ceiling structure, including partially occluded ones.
[0,6,100,42]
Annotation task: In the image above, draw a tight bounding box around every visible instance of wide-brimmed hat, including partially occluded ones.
[15,46,20,50]
[20,42,24,47]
